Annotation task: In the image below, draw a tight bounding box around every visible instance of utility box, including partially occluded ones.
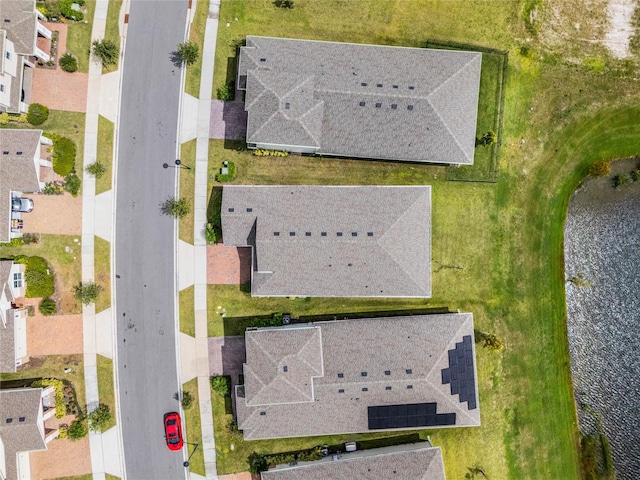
[345,442,357,452]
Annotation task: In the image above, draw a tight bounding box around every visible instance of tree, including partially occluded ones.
[64,173,81,196]
[74,282,103,305]
[176,42,199,65]
[204,223,217,244]
[87,404,112,432]
[85,161,106,179]
[92,39,119,66]
[161,197,190,218]
[181,390,194,409]
[68,419,88,440]
[589,161,611,177]
[248,452,268,474]
[211,375,230,396]
[613,173,630,189]
[27,103,49,126]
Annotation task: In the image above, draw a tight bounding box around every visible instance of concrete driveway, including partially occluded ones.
[21,194,83,236]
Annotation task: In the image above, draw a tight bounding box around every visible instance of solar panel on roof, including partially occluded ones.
[368,403,455,430]
[441,337,477,410]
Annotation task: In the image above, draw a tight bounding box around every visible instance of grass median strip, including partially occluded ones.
[96,355,116,431]
[94,236,111,313]
[179,140,197,244]
[180,285,195,337]
[102,0,124,74]
[182,378,204,475]
[96,115,115,195]
[186,0,210,97]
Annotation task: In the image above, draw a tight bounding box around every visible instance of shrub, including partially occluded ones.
[27,103,49,125]
[92,39,119,66]
[613,173,630,189]
[248,452,268,474]
[630,168,640,182]
[216,83,235,101]
[588,161,611,177]
[38,0,61,19]
[59,53,78,72]
[252,149,288,157]
[161,197,190,218]
[52,136,77,176]
[14,256,55,298]
[21,233,39,245]
[215,161,237,182]
[68,419,88,440]
[74,282,103,305]
[0,238,24,247]
[58,425,69,439]
[181,390,194,409]
[204,223,217,244]
[176,42,199,65]
[85,161,106,179]
[249,313,283,328]
[43,181,64,195]
[87,404,112,432]
[31,379,66,418]
[0,112,8,124]
[481,333,504,351]
[60,0,83,21]
[297,447,323,462]
[479,130,497,146]
[274,0,295,8]
[39,298,57,316]
[211,375,230,396]
[64,173,81,196]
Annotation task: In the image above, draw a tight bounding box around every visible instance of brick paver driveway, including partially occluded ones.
[27,314,83,356]
[30,437,92,480]
[210,98,247,140]
[207,245,251,284]
[21,193,83,235]
[31,22,88,112]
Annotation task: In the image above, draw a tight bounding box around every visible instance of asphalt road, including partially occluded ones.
[114,1,187,478]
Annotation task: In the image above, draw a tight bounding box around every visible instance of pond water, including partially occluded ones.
[564,158,640,479]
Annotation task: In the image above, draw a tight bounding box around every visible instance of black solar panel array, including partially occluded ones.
[441,335,477,410]
[367,403,456,430]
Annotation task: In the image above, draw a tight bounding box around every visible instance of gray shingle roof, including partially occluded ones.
[0,0,37,55]
[0,129,42,242]
[238,36,481,164]
[0,387,47,480]
[236,313,480,440]
[0,260,17,373]
[221,185,431,298]
[261,444,446,480]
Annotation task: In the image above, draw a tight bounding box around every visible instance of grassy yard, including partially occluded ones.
[50,475,93,480]
[180,285,195,337]
[66,0,97,73]
[94,236,111,313]
[186,0,210,97]
[96,115,115,195]
[207,0,640,478]
[102,0,123,74]
[179,140,197,244]
[96,355,116,431]
[183,379,205,476]
[0,234,81,314]
[0,355,86,415]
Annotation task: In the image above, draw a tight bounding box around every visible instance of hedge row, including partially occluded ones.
[253,149,289,157]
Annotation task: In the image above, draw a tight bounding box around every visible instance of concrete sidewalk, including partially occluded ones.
[81,0,128,479]
[179,1,221,479]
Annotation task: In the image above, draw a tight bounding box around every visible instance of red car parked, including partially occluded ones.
[164,412,184,451]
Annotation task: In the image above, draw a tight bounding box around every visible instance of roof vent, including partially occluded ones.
[367,232,374,236]
[274,232,280,236]
[337,232,343,237]
[351,232,357,236]
[305,232,311,236]
[228,207,234,212]
[338,373,344,378]
[361,82,367,86]
[408,85,415,90]
[246,207,253,212]
[5,418,12,423]
[407,105,414,111]
[289,232,295,236]
[385,370,391,376]
[406,369,413,374]
[19,416,25,422]
[283,366,288,372]
[16,151,22,155]
[2,151,8,155]
[359,101,365,107]
[321,232,327,237]
[260,58,266,62]
[391,104,397,110]
[377,83,383,88]
[362,387,368,392]
[393,85,399,89]
[3,19,10,23]
[407,385,413,389]
[260,411,267,415]
[375,103,381,108]
[361,372,367,377]
[285,102,290,109]
[338,389,345,393]
[385,386,392,391]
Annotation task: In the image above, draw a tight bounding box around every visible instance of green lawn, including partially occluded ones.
[0,234,82,314]
[66,0,97,73]
[179,140,197,244]
[94,236,111,313]
[50,475,93,480]
[0,355,86,415]
[102,0,123,74]
[96,355,116,431]
[183,379,205,476]
[205,1,640,478]
[180,285,195,337]
[186,0,210,97]
[96,115,115,195]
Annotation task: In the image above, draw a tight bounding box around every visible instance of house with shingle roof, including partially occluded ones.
[0,0,52,113]
[0,387,59,480]
[0,129,53,243]
[237,36,482,165]
[0,259,28,373]
[235,313,480,440]
[261,443,446,480]
[221,185,431,298]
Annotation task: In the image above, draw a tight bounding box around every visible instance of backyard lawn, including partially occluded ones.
[208,0,640,478]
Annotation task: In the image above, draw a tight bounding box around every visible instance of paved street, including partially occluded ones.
[114,1,188,478]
